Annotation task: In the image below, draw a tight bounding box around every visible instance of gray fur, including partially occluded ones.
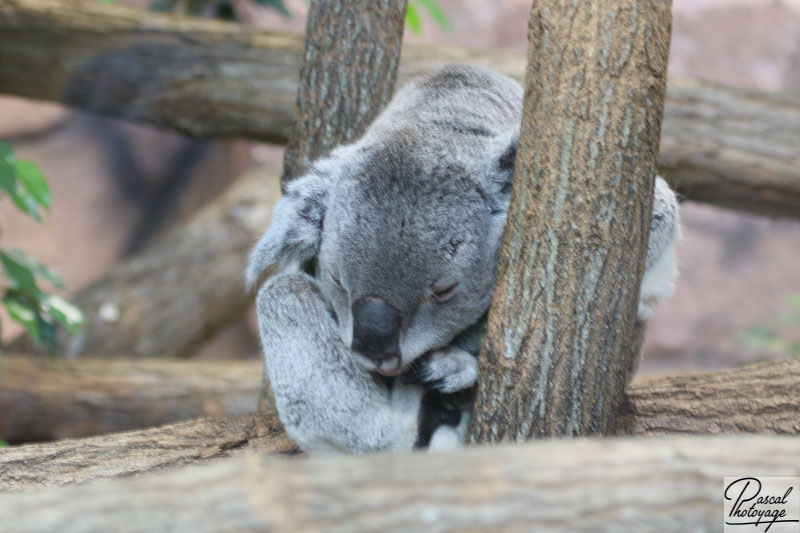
[249,65,680,454]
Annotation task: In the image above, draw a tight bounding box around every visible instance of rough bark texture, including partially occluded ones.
[659,77,800,218]
[619,357,800,436]
[0,356,263,444]
[469,1,672,443]
[0,413,295,492]
[2,357,796,492]
[1,435,798,532]
[281,0,407,184]
[9,169,281,357]
[1,0,797,217]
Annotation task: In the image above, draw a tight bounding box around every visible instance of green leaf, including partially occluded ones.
[405,3,422,35]
[0,439,7,448]
[415,0,452,33]
[215,1,237,20]
[185,0,210,14]
[0,250,41,297]
[44,294,85,335]
[12,159,51,209]
[0,249,62,289]
[252,0,291,17]
[3,294,41,344]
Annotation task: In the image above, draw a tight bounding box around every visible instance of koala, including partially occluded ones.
[248,64,680,454]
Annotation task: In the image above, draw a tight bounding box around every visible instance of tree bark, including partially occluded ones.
[0,0,797,217]
[619,357,800,436]
[0,413,295,492]
[0,356,263,444]
[8,169,282,357]
[2,357,796,491]
[469,1,672,443]
[1,435,798,532]
[281,0,407,184]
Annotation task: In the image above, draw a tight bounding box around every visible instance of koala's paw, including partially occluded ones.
[419,347,478,394]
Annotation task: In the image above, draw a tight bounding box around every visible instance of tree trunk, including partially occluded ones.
[0,0,797,217]
[281,0,407,184]
[469,1,672,443]
[0,356,263,444]
[9,169,281,357]
[2,357,796,491]
[2,434,798,532]
[0,413,294,492]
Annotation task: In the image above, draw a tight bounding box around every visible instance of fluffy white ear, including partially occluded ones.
[246,173,329,291]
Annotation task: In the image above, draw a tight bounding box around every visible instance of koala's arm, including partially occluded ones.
[256,273,423,454]
[639,176,681,322]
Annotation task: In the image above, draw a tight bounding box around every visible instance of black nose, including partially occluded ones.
[351,298,401,368]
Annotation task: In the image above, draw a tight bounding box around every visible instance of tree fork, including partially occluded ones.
[469,1,673,442]
[280,0,408,185]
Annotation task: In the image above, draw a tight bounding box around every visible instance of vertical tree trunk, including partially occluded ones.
[469,1,672,443]
[280,0,408,185]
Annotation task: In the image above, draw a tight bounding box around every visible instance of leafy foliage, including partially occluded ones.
[0,438,6,448]
[0,142,85,356]
[739,292,800,357]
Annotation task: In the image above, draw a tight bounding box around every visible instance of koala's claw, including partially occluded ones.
[418,347,479,393]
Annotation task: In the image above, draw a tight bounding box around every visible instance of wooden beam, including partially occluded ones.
[0,356,263,444]
[1,434,797,532]
[0,0,797,218]
[1,358,796,491]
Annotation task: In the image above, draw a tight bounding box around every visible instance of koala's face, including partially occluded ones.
[315,150,506,376]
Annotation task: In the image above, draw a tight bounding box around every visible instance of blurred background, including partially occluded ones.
[1,0,799,375]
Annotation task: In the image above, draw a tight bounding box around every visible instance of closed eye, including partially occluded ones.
[432,281,460,302]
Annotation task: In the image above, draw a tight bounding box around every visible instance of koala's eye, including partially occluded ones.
[432,280,460,302]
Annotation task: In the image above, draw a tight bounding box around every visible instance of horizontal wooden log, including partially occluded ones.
[0,356,263,444]
[1,434,798,532]
[0,412,295,492]
[0,0,798,218]
[9,168,282,357]
[0,358,796,492]
[618,357,800,435]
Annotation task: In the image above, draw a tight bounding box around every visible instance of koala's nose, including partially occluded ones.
[351,297,402,374]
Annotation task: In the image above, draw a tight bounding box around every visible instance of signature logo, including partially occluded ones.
[724,477,800,532]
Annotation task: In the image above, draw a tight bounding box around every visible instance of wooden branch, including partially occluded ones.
[0,356,262,444]
[469,1,672,442]
[1,435,798,532]
[618,357,800,436]
[9,169,282,357]
[0,412,295,492]
[1,357,795,492]
[281,0,407,183]
[0,0,797,217]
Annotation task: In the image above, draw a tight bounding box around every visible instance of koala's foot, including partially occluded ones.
[418,347,478,393]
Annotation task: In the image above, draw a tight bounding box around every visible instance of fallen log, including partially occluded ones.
[0,357,796,491]
[1,434,798,532]
[0,0,798,218]
[0,356,263,444]
[10,168,282,357]
[0,412,295,492]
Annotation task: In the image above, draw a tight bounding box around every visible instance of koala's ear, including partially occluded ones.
[479,128,519,215]
[246,173,329,291]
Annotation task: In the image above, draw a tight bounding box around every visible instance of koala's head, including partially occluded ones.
[247,131,517,376]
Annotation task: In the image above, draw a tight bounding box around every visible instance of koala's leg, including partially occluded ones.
[256,274,422,454]
[639,176,681,322]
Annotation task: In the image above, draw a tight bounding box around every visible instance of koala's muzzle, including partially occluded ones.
[351,298,403,375]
